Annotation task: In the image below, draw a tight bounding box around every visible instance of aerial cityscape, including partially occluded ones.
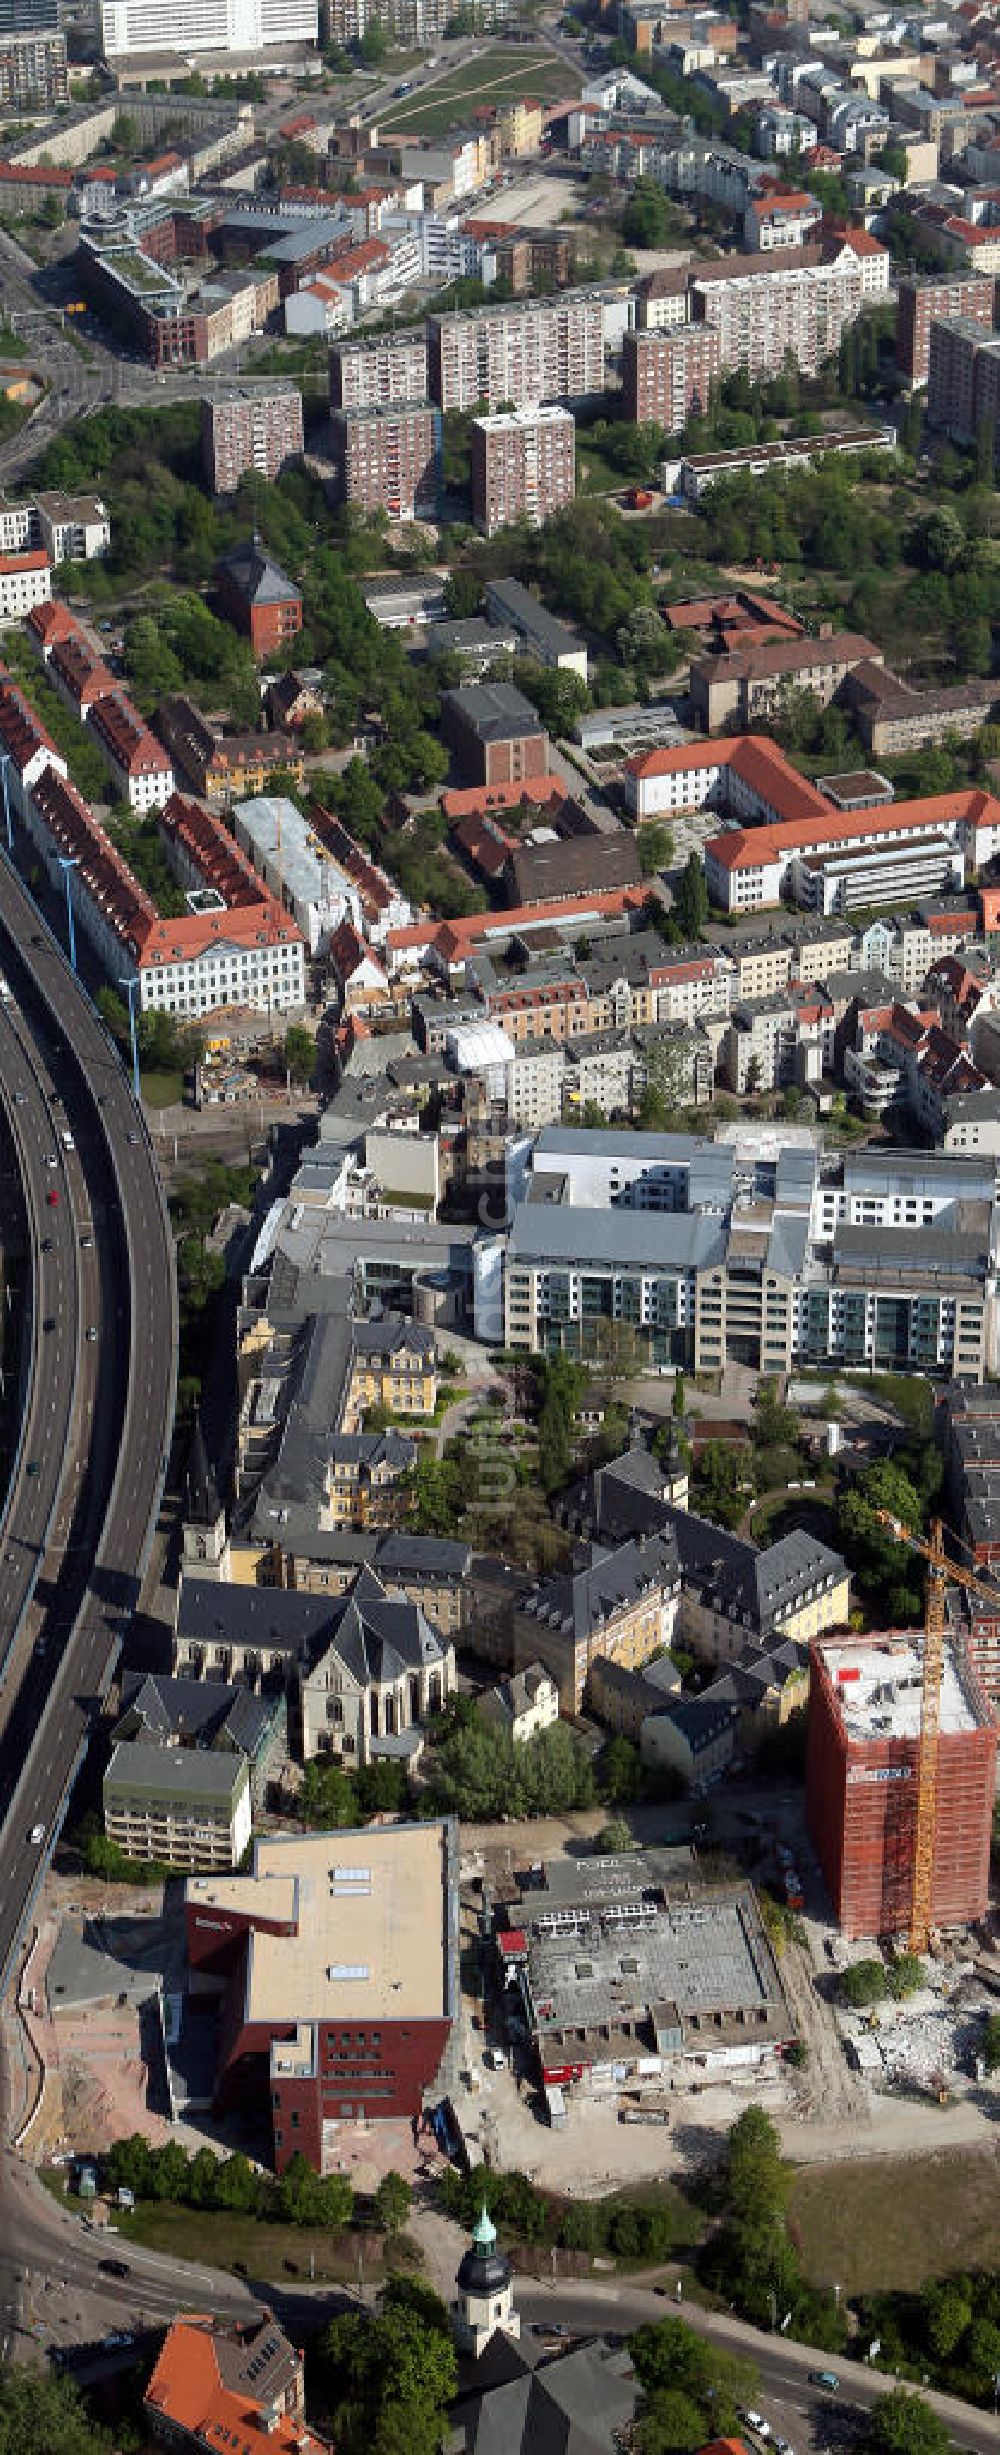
[8,0,1000,2450]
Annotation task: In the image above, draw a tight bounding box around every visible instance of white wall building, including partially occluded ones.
[0,551,50,623]
[101,0,317,60]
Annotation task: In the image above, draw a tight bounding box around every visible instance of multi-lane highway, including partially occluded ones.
[0,851,176,1995]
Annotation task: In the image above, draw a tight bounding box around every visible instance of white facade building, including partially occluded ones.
[101,0,317,60]
[0,551,50,623]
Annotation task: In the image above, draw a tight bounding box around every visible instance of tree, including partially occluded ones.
[921,2279,972,2363]
[914,504,967,574]
[284,1024,315,1085]
[512,659,590,738]
[373,2170,412,2238]
[275,2151,353,2230]
[867,2390,950,2455]
[600,1733,643,1805]
[0,2366,113,2455]
[694,1439,751,1530]
[840,1959,887,2009]
[638,822,673,879]
[315,2280,457,2455]
[358,17,387,60]
[835,1457,927,1624]
[629,2316,756,2447]
[887,1952,924,1999]
[622,178,685,251]
[672,852,709,939]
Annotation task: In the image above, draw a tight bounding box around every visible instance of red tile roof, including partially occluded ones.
[89,690,172,778]
[145,2314,329,2455]
[707,786,1000,871]
[28,600,79,650]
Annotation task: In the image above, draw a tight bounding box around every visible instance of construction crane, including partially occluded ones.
[874,1512,1000,1952]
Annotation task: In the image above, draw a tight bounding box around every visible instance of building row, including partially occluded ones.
[0,657,307,1016]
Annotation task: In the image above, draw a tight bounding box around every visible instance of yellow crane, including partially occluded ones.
[874,1512,1000,1952]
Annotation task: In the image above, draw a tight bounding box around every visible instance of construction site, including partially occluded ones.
[806,1630,996,1942]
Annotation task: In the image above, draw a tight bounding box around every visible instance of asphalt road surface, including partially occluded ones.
[2,2149,998,2455]
[0,851,176,1997]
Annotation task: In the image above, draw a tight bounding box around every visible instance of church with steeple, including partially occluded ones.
[452,2206,521,2360]
[181,1417,230,1583]
[448,2206,639,2454]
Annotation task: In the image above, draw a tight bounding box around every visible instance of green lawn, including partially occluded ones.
[790,2148,1000,2296]
[381,48,578,138]
[745,1488,838,1548]
[44,2179,388,2285]
[139,1069,183,1110]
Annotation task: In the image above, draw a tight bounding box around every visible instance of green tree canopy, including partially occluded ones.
[867,2389,951,2455]
[0,2367,112,2455]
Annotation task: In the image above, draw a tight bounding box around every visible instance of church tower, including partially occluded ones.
[452,2207,521,2359]
[181,1417,230,1582]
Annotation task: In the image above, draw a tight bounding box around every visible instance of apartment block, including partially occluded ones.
[0,27,65,106]
[202,383,304,496]
[103,1741,251,1873]
[427,292,606,412]
[329,400,441,522]
[88,691,174,812]
[470,405,575,537]
[927,315,1000,443]
[689,250,865,377]
[897,272,994,385]
[503,1128,998,1384]
[622,325,721,432]
[0,549,49,623]
[101,0,318,62]
[330,326,428,411]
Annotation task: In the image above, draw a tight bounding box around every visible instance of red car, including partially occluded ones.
[46,1188,58,1207]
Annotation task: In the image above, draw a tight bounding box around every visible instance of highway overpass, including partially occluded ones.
[0,851,176,1996]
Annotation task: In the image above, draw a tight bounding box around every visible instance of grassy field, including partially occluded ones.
[42,2177,388,2285]
[138,1069,183,1110]
[381,48,578,138]
[790,2148,1000,2295]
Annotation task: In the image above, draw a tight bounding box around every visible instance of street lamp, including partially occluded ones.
[0,750,12,852]
[56,854,79,973]
[118,974,141,1104]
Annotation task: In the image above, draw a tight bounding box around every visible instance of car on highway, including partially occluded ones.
[775,2436,793,2451]
[127,1130,138,1144]
[46,1187,58,1206]
[741,2415,770,2439]
[45,1152,57,1167]
[104,2331,134,2348]
[98,2258,130,2278]
[29,1823,44,1844]
[25,1460,38,1475]
[61,1130,74,1150]
[809,2375,840,2393]
[86,1326,97,1341]
[14,1090,24,1104]
[81,1231,93,1247]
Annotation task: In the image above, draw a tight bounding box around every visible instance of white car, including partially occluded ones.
[29,1823,44,1845]
[742,2416,771,2441]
